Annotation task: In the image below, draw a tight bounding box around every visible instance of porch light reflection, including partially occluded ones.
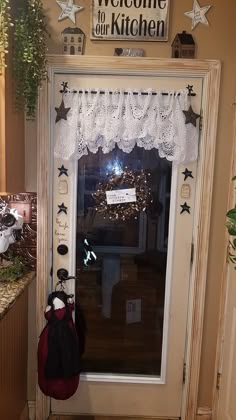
[106,159,123,175]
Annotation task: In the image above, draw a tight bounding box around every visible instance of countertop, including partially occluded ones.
[0,272,35,320]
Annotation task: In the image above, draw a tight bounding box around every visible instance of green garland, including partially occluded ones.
[13,0,47,118]
[0,0,13,71]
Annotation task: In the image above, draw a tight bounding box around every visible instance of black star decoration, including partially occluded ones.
[183,106,200,127]
[182,168,194,181]
[58,165,68,177]
[55,100,71,123]
[180,202,191,214]
[58,202,68,215]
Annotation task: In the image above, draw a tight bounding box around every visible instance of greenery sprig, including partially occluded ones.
[13,0,47,118]
[225,176,236,268]
[0,0,13,71]
[0,256,27,282]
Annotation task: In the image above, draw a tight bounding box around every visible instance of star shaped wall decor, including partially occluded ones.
[58,202,68,215]
[184,0,212,30]
[180,202,191,214]
[58,165,69,177]
[55,100,71,123]
[182,168,194,181]
[56,0,83,24]
[183,106,200,127]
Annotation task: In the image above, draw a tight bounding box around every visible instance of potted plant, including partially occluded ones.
[13,0,47,118]
[0,0,13,71]
[225,176,236,268]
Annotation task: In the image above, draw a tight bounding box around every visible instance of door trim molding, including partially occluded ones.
[37,56,221,420]
[197,406,212,418]
[36,73,51,420]
[212,100,236,419]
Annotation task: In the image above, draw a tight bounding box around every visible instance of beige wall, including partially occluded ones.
[25,118,37,192]
[27,0,236,409]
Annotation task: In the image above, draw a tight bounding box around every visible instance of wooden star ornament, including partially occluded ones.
[58,165,69,177]
[182,168,194,181]
[55,100,71,123]
[56,0,83,24]
[184,0,212,30]
[183,106,200,127]
[180,202,191,214]
[58,202,68,215]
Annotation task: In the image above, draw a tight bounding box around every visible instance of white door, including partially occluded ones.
[217,262,236,419]
[50,72,202,418]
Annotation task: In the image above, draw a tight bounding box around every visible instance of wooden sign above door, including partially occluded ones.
[91,0,170,41]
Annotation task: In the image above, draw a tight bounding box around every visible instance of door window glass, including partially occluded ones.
[76,146,172,376]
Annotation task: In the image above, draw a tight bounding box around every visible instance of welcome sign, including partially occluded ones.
[91,0,170,41]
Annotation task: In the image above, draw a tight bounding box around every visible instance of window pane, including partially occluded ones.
[76,146,171,376]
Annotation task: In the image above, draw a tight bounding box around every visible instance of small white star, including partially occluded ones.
[184,0,212,30]
[56,0,83,24]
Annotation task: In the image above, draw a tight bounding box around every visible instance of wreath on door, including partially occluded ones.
[93,169,152,221]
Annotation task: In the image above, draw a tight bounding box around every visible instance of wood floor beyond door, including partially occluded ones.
[49,417,178,420]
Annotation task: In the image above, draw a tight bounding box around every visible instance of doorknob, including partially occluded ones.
[57,268,69,280]
[57,268,76,281]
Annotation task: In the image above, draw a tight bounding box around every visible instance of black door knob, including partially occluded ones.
[57,244,68,255]
[57,268,69,281]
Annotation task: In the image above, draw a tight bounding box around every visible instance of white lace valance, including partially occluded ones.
[54,88,199,163]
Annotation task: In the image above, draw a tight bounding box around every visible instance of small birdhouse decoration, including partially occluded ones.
[62,27,85,55]
[171,31,195,59]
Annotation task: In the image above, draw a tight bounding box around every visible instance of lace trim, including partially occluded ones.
[54,88,198,163]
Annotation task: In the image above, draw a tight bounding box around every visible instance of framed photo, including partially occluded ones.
[9,201,32,223]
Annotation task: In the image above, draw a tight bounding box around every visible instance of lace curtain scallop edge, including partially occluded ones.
[54,88,199,164]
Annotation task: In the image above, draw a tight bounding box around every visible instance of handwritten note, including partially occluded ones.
[56,218,69,230]
[106,188,136,205]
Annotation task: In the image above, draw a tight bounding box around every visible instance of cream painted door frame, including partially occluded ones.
[213,111,236,420]
[216,261,236,420]
[36,56,221,420]
[51,73,201,418]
